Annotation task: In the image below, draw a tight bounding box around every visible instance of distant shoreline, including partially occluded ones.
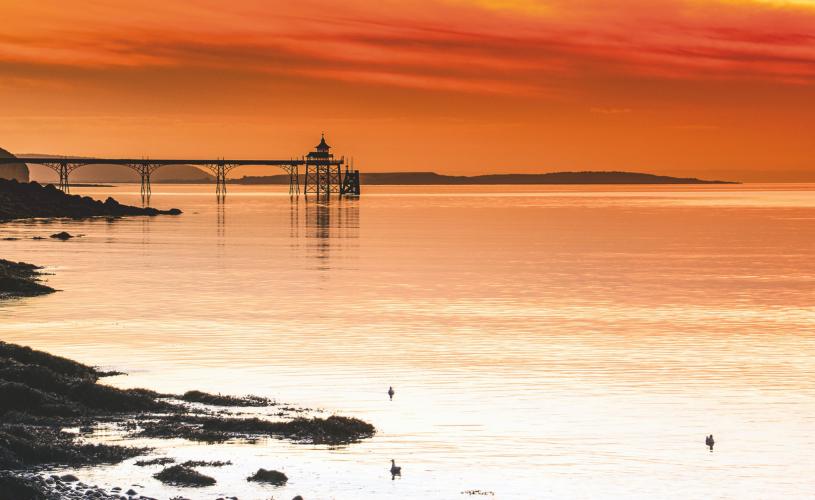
[23,168,737,186]
[231,171,737,185]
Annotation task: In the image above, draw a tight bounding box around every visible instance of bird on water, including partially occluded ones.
[388,386,395,400]
[390,459,402,477]
[705,434,715,451]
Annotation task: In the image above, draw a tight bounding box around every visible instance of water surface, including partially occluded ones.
[2,184,815,499]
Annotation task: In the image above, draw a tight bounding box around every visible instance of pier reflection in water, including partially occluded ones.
[304,197,359,268]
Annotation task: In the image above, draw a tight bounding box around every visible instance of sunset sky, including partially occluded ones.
[1,0,814,181]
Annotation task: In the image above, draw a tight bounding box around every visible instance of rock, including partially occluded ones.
[293,496,304,500]
[179,460,232,467]
[0,471,46,500]
[134,457,175,467]
[246,468,287,485]
[50,231,74,240]
[0,178,182,221]
[152,465,216,487]
[0,341,375,495]
[138,414,376,445]
[180,390,272,407]
[0,258,55,298]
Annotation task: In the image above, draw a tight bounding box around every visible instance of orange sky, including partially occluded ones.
[1,0,814,181]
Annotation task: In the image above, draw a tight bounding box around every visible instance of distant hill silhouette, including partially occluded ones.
[20,154,214,183]
[0,148,29,182]
[234,171,735,185]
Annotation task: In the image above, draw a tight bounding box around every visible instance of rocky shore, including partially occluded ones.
[0,178,181,221]
[0,259,55,298]
[0,341,375,499]
[0,470,147,500]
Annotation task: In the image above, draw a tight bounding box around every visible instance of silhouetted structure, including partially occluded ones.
[303,134,359,197]
[341,163,361,196]
[0,135,361,204]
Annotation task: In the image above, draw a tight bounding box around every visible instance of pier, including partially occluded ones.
[0,135,361,203]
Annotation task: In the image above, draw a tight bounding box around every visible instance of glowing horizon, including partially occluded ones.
[1,0,813,181]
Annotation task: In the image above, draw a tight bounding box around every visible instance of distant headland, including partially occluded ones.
[233,171,736,185]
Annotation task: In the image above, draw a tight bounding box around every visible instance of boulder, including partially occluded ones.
[246,468,287,485]
[153,465,215,487]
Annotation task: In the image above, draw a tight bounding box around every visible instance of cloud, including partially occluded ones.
[590,107,633,114]
[1,0,814,97]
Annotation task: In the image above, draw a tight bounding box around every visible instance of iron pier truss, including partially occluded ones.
[0,135,361,204]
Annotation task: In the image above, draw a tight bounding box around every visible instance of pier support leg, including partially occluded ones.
[215,164,227,203]
[140,168,151,206]
[58,162,70,193]
[289,165,300,196]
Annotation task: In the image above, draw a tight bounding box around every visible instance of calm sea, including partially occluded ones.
[2,184,815,499]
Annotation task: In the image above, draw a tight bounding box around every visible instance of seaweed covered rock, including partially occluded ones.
[134,457,175,467]
[0,341,376,479]
[0,342,170,418]
[49,231,73,240]
[247,468,287,485]
[153,465,216,487]
[0,472,44,500]
[0,341,165,469]
[181,460,232,467]
[180,390,272,407]
[0,260,54,299]
[0,424,144,470]
[0,178,181,221]
[139,414,376,445]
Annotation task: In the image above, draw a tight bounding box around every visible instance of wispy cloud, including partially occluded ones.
[1,0,814,94]
[590,107,633,114]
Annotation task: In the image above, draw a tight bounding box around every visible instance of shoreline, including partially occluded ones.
[0,339,375,499]
[0,178,181,222]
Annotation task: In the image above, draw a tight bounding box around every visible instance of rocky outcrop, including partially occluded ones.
[152,465,216,487]
[0,178,181,221]
[0,340,376,471]
[0,147,29,182]
[0,260,55,299]
[247,468,288,485]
